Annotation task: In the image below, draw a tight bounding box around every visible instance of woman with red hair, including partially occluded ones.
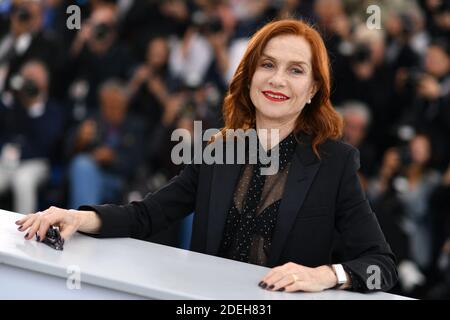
[17,19,397,293]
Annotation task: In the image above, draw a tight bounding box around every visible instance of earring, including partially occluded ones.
[307,98,311,104]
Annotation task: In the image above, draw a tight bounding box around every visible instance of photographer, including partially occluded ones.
[0,60,64,214]
[421,0,450,39]
[127,36,171,131]
[368,134,441,295]
[427,163,450,298]
[169,4,233,92]
[66,79,145,209]
[145,83,220,187]
[333,26,396,154]
[396,40,450,170]
[0,0,61,95]
[67,5,134,112]
[339,101,377,188]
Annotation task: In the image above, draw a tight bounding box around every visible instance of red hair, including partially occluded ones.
[221,19,343,157]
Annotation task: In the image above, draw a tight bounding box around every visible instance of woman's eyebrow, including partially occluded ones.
[261,54,310,68]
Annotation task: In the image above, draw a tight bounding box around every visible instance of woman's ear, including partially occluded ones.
[310,82,319,99]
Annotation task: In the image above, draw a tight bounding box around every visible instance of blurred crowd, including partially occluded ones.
[0,0,449,299]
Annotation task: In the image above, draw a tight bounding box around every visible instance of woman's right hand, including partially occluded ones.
[15,207,85,242]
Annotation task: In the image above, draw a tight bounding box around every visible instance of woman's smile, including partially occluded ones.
[261,90,290,102]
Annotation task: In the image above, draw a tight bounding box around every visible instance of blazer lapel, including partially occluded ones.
[205,132,322,261]
[206,162,241,255]
[267,134,321,266]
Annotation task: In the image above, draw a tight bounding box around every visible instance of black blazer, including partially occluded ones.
[83,132,398,292]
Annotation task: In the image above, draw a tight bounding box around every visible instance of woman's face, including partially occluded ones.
[250,35,317,125]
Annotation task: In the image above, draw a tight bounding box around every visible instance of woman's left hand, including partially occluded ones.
[259,262,337,292]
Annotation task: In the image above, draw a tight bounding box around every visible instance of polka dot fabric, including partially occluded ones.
[218,132,297,266]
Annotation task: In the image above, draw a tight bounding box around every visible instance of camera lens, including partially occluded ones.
[352,44,371,63]
[21,79,40,98]
[204,17,223,34]
[94,23,112,40]
[13,6,31,22]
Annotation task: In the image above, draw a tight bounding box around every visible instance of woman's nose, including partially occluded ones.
[268,71,287,88]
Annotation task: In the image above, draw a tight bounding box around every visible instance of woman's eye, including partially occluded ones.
[261,62,273,68]
[291,68,304,74]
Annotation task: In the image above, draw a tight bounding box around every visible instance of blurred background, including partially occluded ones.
[0,0,449,299]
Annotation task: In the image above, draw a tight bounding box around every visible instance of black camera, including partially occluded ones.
[12,5,31,22]
[191,11,223,35]
[93,23,114,40]
[351,44,371,64]
[20,78,40,98]
[203,16,223,34]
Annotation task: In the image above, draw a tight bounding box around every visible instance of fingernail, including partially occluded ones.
[258,281,264,287]
[268,285,275,290]
[260,282,267,289]
[18,226,22,231]
[24,233,29,239]
[36,235,40,241]
[278,287,285,292]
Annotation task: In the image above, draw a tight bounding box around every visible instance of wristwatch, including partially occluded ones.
[331,264,348,287]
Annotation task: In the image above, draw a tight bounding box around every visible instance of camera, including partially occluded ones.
[351,43,371,64]
[93,23,114,41]
[12,5,31,22]
[191,11,223,35]
[10,75,40,99]
[21,78,40,98]
[203,17,223,34]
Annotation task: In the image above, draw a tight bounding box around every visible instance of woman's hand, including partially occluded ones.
[259,262,338,292]
[15,207,100,242]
